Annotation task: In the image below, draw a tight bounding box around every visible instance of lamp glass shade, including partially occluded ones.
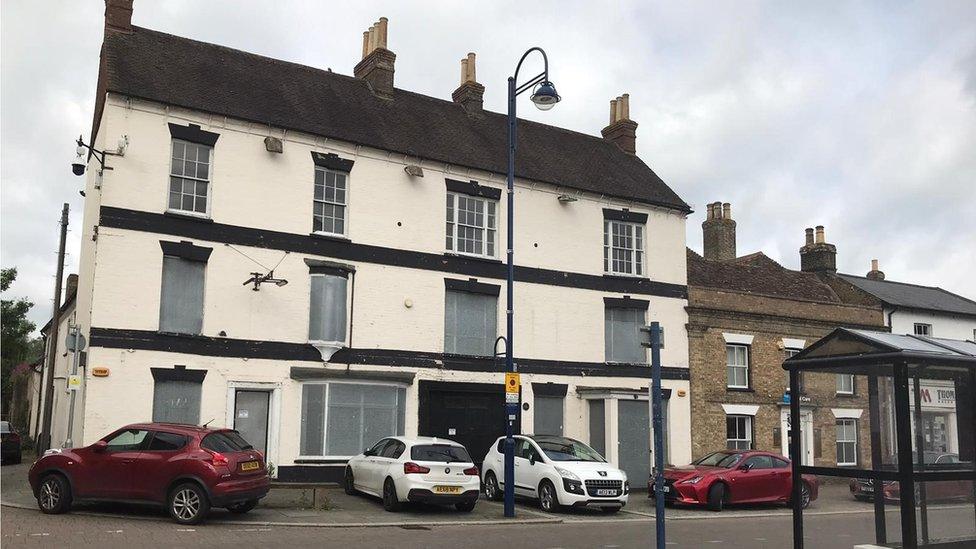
[531,81,560,111]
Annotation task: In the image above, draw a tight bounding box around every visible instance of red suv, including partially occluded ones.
[28,423,270,524]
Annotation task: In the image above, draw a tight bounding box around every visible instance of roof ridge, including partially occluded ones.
[839,272,975,299]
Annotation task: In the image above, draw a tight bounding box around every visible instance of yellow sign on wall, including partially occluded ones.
[505,372,520,394]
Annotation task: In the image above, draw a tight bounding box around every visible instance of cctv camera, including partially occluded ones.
[71,151,86,176]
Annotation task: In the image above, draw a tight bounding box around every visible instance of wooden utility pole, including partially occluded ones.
[38,203,69,452]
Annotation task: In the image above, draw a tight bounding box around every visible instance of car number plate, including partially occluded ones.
[240,460,260,472]
[653,485,670,493]
[596,489,617,496]
[433,486,462,494]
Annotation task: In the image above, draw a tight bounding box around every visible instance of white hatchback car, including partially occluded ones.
[343,436,481,512]
[482,435,629,513]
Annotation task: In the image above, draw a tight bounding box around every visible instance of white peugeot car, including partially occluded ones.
[343,436,480,512]
[481,434,629,513]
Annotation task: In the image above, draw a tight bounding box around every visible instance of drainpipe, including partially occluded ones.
[886,306,897,332]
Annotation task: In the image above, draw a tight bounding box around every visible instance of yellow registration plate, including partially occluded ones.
[433,486,462,494]
[240,460,260,472]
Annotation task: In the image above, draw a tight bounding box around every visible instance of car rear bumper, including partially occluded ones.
[406,489,480,505]
[211,476,271,506]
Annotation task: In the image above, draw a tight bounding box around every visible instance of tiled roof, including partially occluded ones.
[98,26,691,212]
[837,274,976,317]
[687,249,841,302]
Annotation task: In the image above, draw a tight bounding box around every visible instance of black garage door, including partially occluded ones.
[418,381,519,467]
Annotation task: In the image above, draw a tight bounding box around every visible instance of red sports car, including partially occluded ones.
[649,450,819,511]
[28,423,270,524]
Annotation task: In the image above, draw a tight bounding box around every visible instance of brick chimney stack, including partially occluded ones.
[601,94,638,154]
[354,17,396,98]
[105,0,133,34]
[799,225,837,273]
[65,274,79,300]
[702,201,736,261]
[866,259,886,281]
[452,52,485,114]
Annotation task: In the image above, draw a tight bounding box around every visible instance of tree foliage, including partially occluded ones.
[2,267,42,422]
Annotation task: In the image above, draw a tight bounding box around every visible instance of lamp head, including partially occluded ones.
[531,81,560,111]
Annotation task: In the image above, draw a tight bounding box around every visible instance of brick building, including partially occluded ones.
[687,203,885,468]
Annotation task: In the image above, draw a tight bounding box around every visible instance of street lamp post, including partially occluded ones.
[503,47,560,518]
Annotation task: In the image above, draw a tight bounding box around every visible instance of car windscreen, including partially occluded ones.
[694,452,742,468]
[202,431,254,452]
[410,444,471,463]
[535,438,605,462]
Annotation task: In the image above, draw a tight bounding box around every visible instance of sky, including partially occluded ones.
[2,0,975,332]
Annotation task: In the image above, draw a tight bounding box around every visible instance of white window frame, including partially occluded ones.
[167,138,213,218]
[726,414,753,450]
[603,220,645,277]
[296,380,408,460]
[913,323,932,336]
[785,348,802,392]
[446,192,497,259]
[836,418,858,466]
[312,166,349,237]
[836,373,855,395]
[726,344,750,389]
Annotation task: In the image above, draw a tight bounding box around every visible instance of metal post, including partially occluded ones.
[503,74,517,519]
[911,376,929,545]
[62,325,82,448]
[868,374,887,545]
[789,368,804,549]
[893,361,918,549]
[649,322,665,548]
[39,203,69,452]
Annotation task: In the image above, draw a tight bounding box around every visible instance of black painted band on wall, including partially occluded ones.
[159,240,213,262]
[311,152,355,172]
[532,382,569,397]
[446,179,502,201]
[150,366,207,383]
[444,277,501,296]
[604,296,650,309]
[603,208,648,224]
[100,207,688,299]
[168,123,220,147]
[89,327,690,380]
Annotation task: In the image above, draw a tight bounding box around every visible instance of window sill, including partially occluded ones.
[726,387,754,393]
[157,330,206,339]
[835,392,857,398]
[603,273,650,281]
[164,210,214,223]
[443,252,503,264]
[309,231,351,242]
[294,458,353,464]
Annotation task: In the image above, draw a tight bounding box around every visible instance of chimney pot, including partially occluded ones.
[602,93,638,154]
[452,52,484,114]
[871,259,879,271]
[805,227,814,245]
[702,201,737,261]
[354,17,396,97]
[800,226,837,273]
[815,225,825,244]
[866,259,886,281]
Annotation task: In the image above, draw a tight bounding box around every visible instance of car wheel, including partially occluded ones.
[228,499,258,514]
[455,501,476,512]
[37,474,72,514]
[382,478,402,512]
[707,483,726,512]
[484,471,502,501]
[538,480,561,513]
[800,482,812,509]
[168,482,210,525]
[343,466,357,496]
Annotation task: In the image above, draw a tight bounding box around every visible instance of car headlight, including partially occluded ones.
[681,476,703,485]
[555,467,580,481]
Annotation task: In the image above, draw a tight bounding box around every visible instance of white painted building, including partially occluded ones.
[38,4,694,483]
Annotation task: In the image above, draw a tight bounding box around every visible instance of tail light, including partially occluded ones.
[403,462,430,474]
[463,466,479,476]
[205,449,229,466]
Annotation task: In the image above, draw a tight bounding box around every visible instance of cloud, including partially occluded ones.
[2,0,974,333]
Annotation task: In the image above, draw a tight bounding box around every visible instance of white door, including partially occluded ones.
[781,409,815,465]
[519,440,548,497]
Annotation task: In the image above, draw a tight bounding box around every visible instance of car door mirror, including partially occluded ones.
[739,462,752,472]
[363,448,373,457]
[92,440,108,453]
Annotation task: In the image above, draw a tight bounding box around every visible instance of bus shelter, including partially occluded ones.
[784,328,976,548]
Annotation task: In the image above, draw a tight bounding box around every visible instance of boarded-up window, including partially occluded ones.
[309,274,348,342]
[589,400,606,456]
[159,256,205,334]
[534,395,564,436]
[444,290,497,356]
[605,307,645,363]
[300,383,406,457]
[152,380,202,424]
